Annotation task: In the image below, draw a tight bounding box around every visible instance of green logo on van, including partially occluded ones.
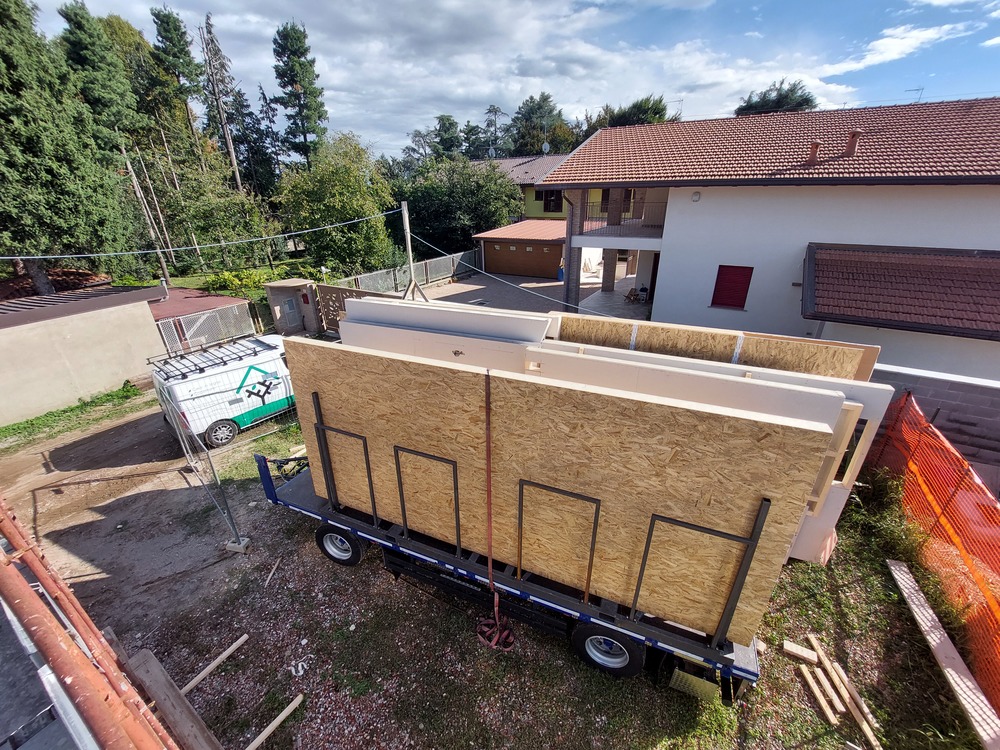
[236,366,279,406]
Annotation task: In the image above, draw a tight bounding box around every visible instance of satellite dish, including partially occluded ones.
[488,146,496,159]
[541,141,551,154]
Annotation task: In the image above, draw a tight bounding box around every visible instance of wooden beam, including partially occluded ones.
[127,649,224,750]
[814,666,847,714]
[783,639,818,665]
[832,661,881,731]
[245,694,303,750]
[888,560,1000,750]
[799,664,839,726]
[181,634,249,695]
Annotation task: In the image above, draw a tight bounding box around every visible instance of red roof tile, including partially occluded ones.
[541,98,1000,187]
[803,244,1000,340]
[473,219,566,242]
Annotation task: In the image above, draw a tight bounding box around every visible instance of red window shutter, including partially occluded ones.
[711,265,754,308]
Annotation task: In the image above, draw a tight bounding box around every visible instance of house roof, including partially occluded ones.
[148,287,248,322]
[802,243,1000,341]
[473,219,566,243]
[0,285,166,330]
[480,154,570,186]
[541,98,1000,188]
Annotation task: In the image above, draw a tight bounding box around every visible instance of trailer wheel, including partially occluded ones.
[571,623,644,678]
[315,525,366,566]
[205,419,239,447]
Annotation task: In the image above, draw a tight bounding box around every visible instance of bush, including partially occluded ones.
[203,269,276,300]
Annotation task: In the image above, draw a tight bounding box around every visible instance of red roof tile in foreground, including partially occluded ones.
[803,243,1000,341]
[148,287,247,321]
[541,98,1000,187]
[472,219,566,243]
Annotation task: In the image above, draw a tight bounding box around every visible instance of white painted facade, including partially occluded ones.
[570,184,1000,379]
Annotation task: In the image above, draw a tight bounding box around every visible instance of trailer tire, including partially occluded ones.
[315,525,366,566]
[205,419,239,447]
[571,623,644,678]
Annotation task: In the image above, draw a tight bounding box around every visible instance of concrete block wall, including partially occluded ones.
[871,366,1000,473]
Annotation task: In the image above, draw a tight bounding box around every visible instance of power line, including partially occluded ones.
[0,210,401,261]
[408,232,614,318]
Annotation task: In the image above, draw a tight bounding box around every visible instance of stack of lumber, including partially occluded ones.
[784,636,882,749]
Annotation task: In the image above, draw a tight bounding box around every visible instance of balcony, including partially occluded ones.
[575,201,666,249]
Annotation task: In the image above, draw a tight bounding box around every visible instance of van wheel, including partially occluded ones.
[571,623,645,678]
[315,525,366,566]
[205,419,239,447]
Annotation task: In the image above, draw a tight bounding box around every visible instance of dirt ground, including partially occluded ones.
[0,406,258,636]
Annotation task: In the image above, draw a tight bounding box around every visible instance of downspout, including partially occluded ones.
[561,192,581,313]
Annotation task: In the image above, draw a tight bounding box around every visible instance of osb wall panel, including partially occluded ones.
[737,334,864,380]
[488,374,831,643]
[285,338,832,645]
[556,312,876,381]
[557,315,633,349]
[286,339,491,554]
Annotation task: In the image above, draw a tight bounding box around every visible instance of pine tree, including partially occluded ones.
[150,6,204,165]
[199,14,241,192]
[58,1,146,153]
[230,89,279,197]
[272,22,327,169]
[0,0,140,292]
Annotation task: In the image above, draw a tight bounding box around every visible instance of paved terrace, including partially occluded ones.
[425,263,651,321]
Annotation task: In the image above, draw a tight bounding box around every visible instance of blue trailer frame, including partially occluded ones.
[255,454,761,701]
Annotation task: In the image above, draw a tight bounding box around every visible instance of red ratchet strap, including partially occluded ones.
[475,370,514,651]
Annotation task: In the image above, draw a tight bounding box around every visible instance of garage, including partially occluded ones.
[474,219,565,279]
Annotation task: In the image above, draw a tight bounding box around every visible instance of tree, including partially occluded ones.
[483,104,509,154]
[460,120,489,158]
[507,92,575,156]
[396,156,522,256]
[579,94,680,140]
[430,114,462,158]
[0,0,140,293]
[58,1,145,153]
[258,83,284,165]
[150,7,204,161]
[272,22,327,169]
[735,78,818,116]
[276,134,395,275]
[199,14,241,191]
[229,89,279,197]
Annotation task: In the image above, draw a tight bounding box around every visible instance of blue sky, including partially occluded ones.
[30,0,1000,154]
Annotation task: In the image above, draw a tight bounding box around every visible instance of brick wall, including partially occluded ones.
[871,365,1000,470]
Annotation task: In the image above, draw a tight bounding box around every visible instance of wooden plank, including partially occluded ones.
[814,666,847,713]
[127,649,224,750]
[888,560,1000,750]
[632,321,740,362]
[557,314,634,349]
[783,639,818,664]
[287,339,833,644]
[832,662,881,731]
[808,635,883,750]
[244,694,303,750]
[181,634,248,695]
[738,333,865,381]
[800,664,839,726]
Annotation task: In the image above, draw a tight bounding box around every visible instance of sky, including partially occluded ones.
[30,0,1000,156]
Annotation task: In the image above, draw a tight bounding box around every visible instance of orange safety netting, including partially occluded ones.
[869,392,1000,713]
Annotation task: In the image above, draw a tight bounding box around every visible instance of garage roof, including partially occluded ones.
[473,220,566,243]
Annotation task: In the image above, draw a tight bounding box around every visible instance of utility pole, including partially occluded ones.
[401,201,428,301]
[200,25,243,193]
[121,145,170,283]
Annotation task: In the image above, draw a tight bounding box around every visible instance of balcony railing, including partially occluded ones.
[578,201,667,238]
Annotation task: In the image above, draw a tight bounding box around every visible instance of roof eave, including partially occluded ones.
[802,310,1000,342]
[538,175,1000,190]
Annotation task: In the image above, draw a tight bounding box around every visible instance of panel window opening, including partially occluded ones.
[710,265,754,309]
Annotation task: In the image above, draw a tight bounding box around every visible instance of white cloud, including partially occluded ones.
[819,23,980,75]
[906,0,985,6]
[744,31,764,38]
[982,34,1000,44]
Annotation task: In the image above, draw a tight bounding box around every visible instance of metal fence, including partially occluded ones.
[340,249,482,294]
[157,302,256,354]
[869,392,1000,712]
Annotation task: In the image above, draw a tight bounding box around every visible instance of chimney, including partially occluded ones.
[844,128,864,157]
[806,141,822,166]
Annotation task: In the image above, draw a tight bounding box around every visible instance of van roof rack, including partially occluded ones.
[151,336,278,381]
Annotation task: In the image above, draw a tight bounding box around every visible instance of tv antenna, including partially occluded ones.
[905,87,924,102]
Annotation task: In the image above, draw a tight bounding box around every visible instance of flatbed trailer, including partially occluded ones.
[256,454,760,703]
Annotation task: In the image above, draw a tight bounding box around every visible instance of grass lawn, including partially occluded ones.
[0,381,157,456]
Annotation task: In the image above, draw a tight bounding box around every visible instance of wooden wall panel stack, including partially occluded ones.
[286,338,834,645]
[554,312,878,381]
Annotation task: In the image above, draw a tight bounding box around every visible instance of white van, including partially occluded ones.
[152,335,295,447]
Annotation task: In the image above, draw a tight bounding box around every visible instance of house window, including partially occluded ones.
[710,265,754,309]
[493,244,500,251]
[525,246,533,252]
[542,247,550,253]
[509,245,516,251]
[599,189,634,214]
[535,189,563,213]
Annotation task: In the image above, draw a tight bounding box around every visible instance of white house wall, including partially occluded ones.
[822,322,1000,379]
[652,184,1000,344]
